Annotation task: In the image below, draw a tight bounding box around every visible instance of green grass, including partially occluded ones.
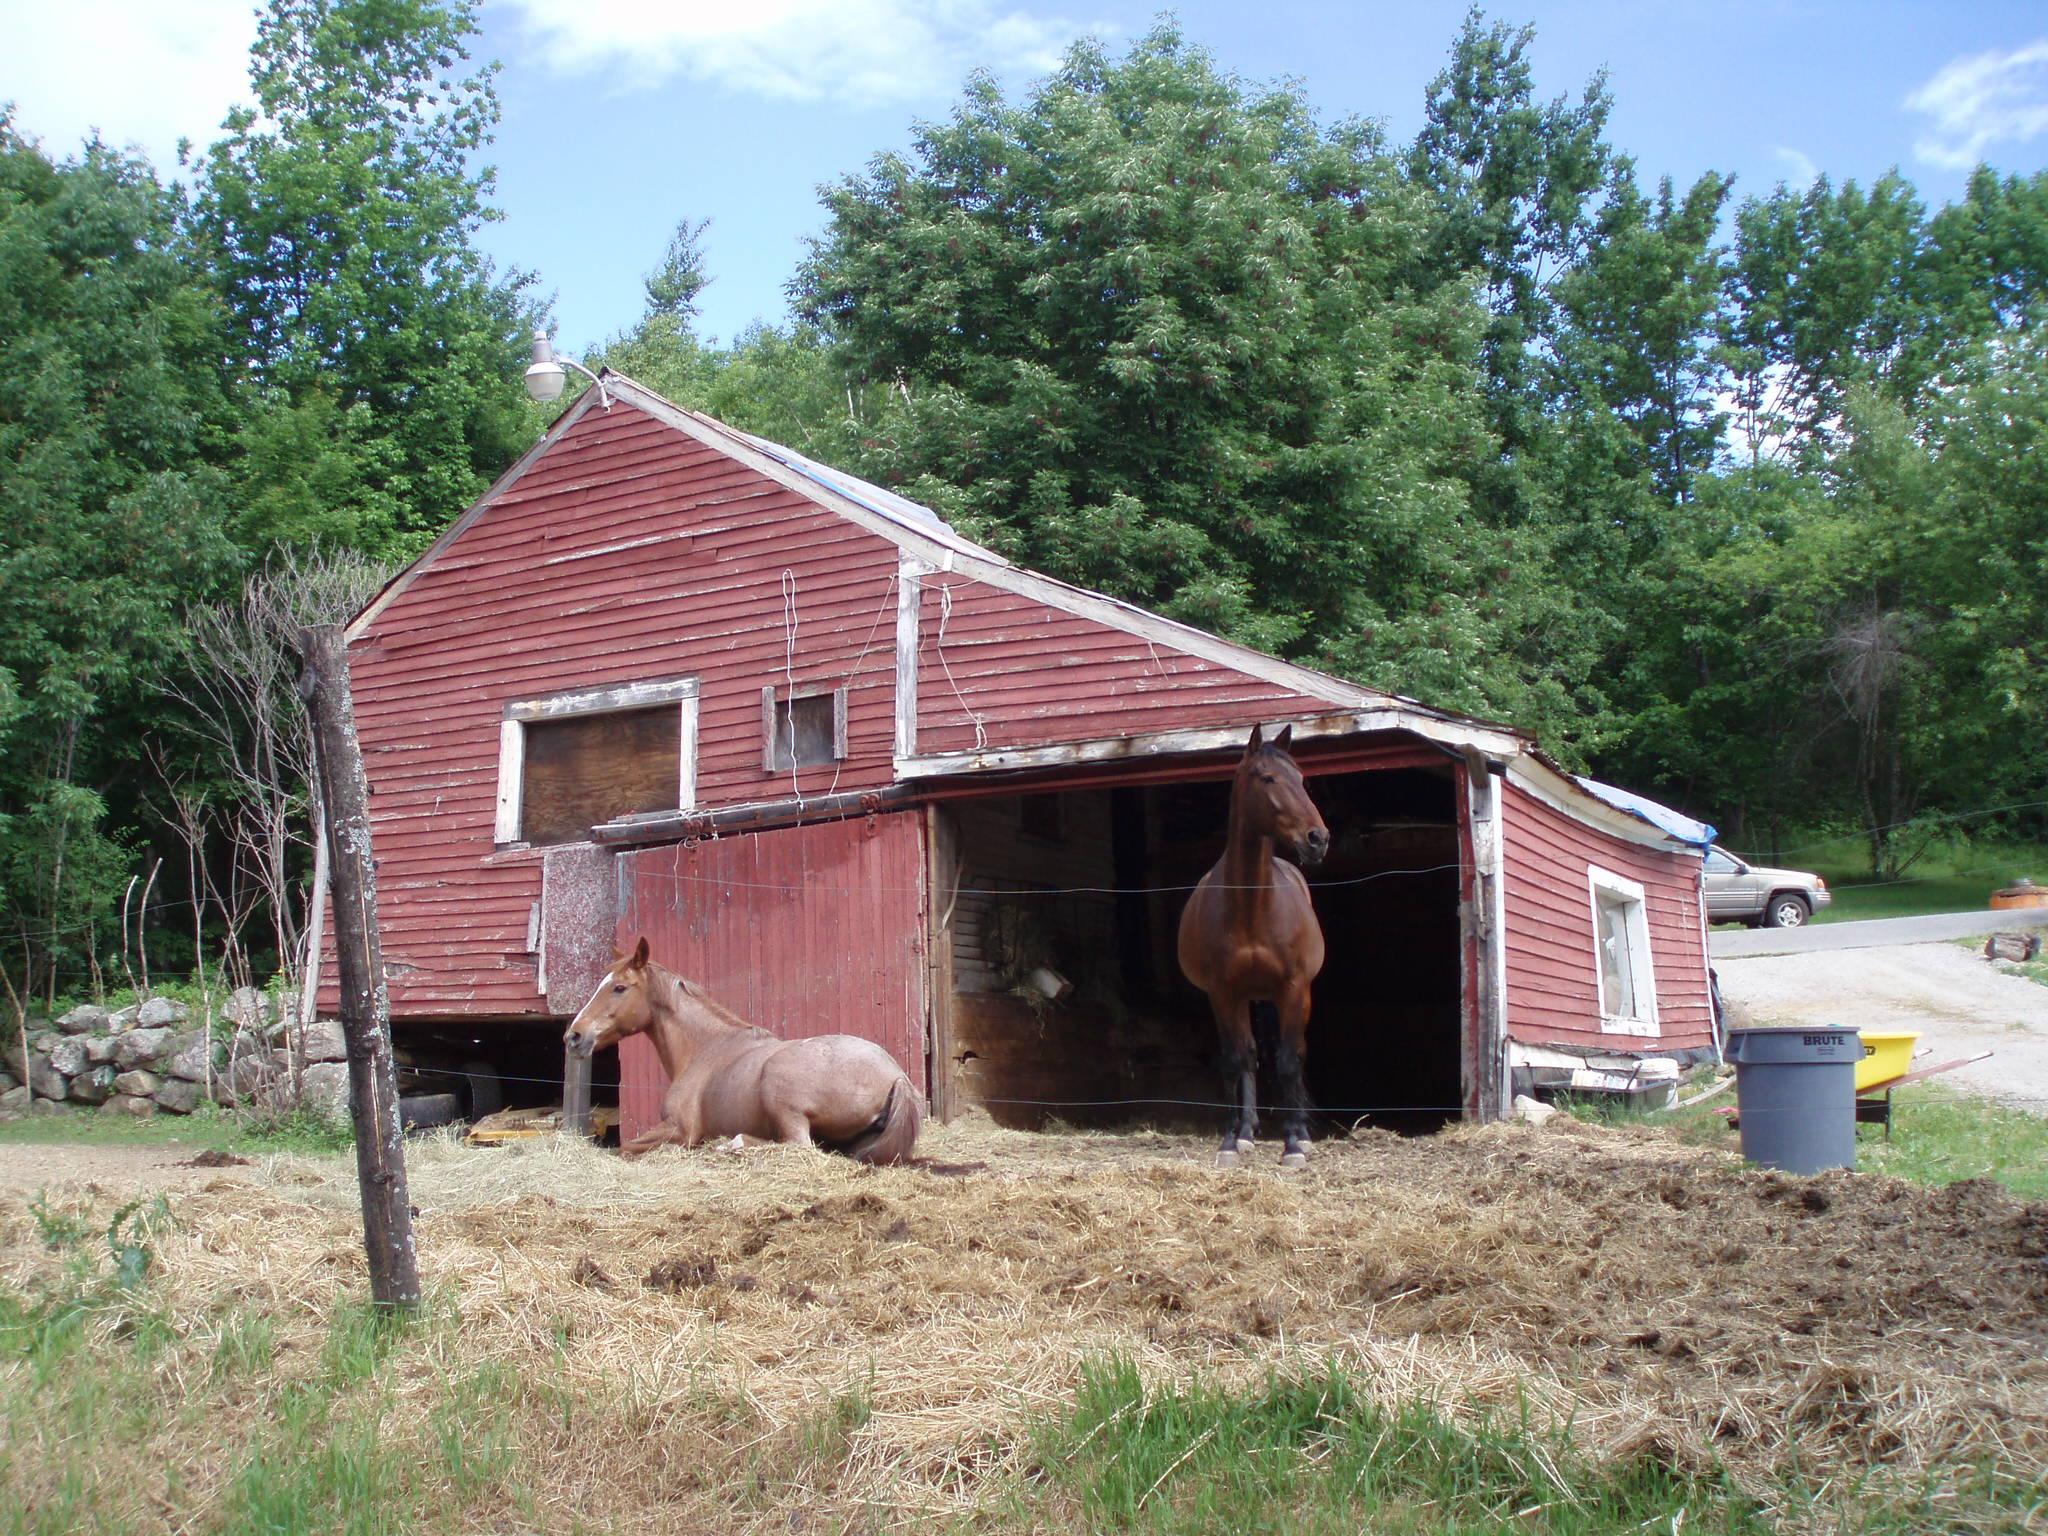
[1573,1076,2048,1203]
[1853,1083,2048,1200]
[1,1257,535,1536]
[1009,1358,2042,1536]
[1018,1358,1761,1536]
[0,1100,352,1156]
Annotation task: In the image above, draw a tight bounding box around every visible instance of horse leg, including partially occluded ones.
[1274,983,1313,1169]
[1211,999,1258,1168]
[621,1118,690,1158]
[621,1094,703,1158]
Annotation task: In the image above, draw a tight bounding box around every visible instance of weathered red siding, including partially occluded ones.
[914,572,1330,756]
[1500,782,1713,1052]
[613,813,928,1142]
[346,401,906,1016]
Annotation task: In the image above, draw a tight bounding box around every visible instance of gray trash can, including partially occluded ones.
[1726,1026,1861,1174]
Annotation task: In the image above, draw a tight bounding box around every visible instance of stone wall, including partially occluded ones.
[0,988,351,1122]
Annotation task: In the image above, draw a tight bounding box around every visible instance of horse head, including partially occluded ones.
[564,937,657,1058]
[1238,724,1329,868]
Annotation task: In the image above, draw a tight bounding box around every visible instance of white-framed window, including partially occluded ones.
[761,685,847,772]
[1587,865,1657,1036]
[495,677,699,847]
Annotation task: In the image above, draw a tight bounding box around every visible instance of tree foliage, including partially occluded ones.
[793,26,1617,737]
[0,120,242,999]
[195,0,540,555]
[6,2,2048,1001]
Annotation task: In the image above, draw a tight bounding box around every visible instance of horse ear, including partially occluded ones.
[630,936,650,969]
[1246,722,1264,752]
[1274,723,1293,751]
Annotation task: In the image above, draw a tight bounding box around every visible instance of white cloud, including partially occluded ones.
[1772,147,1819,189]
[4,2,257,171]
[1905,38,2048,171]
[501,0,1083,106]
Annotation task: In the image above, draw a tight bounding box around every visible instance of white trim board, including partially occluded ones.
[895,708,1527,782]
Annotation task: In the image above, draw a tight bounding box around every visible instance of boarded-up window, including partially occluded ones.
[762,687,847,771]
[522,706,681,845]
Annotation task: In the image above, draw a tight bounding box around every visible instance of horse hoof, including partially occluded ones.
[1237,1139,1255,1154]
[1280,1151,1307,1170]
[1214,1149,1241,1168]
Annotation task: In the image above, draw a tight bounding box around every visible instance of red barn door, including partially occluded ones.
[615,812,929,1142]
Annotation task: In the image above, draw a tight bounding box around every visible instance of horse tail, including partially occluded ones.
[843,1076,926,1166]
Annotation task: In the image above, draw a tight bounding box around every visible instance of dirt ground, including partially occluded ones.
[0,1140,267,1198]
[1717,939,2048,1113]
[5,1115,2044,1518]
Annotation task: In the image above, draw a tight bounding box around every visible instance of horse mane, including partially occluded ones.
[644,962,759,1035]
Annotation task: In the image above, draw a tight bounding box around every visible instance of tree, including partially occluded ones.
[645,216,714,323]
[586,215,872,460]
[161,547,392,992]
[1407,9,1617,467]
[1719,172,1927,465]
[195,0,542,555]
[794,26,1608,738]
[0,119,241,1002]
[1549,168,1731,507]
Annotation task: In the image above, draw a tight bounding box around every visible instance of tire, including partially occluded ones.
[458,1059,504,1120]
[1763,893,1811,929]
[399,1092,463,1130]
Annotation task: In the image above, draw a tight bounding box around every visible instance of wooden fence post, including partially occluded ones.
[562,1048,593,1138]
[300,623,421,1313]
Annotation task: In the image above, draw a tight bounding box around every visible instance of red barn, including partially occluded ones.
[342,373,1718,1139]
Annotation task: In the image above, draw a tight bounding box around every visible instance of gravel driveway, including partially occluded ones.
[1713,912,2048,1115]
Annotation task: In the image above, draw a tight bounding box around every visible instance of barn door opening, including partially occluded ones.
[933,760,1464,1136]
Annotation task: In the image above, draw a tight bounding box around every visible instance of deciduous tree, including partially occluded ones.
[195,0,541,555]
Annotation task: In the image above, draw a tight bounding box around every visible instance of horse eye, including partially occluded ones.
[611,984,627,994]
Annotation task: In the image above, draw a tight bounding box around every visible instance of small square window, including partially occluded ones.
[762,687,847,771]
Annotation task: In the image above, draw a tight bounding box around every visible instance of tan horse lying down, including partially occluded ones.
[563,938,925,1163]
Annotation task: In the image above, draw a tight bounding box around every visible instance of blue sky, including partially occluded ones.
[10,2,2048,356]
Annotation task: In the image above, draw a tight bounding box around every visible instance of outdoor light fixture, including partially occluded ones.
[523,329,611,408]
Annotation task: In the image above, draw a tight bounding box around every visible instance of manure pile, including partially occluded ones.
[6,1115,2045,1525]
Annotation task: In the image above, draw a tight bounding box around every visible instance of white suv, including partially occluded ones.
[1703,846,1832,928]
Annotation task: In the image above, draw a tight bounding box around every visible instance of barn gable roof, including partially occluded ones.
[350,372,1703,856]
[359,374,1444,710]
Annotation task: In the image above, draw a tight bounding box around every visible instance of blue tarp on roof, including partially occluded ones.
[1574,777,1718,849]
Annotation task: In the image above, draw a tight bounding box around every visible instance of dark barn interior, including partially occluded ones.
[939,758,1466,1139]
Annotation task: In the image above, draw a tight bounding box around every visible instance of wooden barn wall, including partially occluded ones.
[1498,784,1714,1053]
[614,813,928,1144]
[343,401,905,1018]
[913,572,1332,757]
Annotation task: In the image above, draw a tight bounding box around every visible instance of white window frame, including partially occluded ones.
[1587,865,1658,1036]
[495,677,699,846]
[760,684,848,772]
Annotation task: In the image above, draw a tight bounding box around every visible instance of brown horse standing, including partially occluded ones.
[1177,725,1329,1168]
[563,938,924,1162]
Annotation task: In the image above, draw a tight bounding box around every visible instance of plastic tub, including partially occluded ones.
[1856,1031,1919,1091]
